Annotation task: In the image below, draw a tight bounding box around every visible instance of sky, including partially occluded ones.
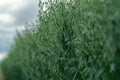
[0,0,39,61]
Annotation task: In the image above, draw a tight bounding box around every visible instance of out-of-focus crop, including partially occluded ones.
[1,0,120,80]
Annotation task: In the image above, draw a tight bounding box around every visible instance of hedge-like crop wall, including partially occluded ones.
[1,0,120,80]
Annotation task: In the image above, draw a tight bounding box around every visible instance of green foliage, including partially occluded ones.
[1,0,120,80]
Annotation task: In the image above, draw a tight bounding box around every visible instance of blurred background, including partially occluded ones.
[0,0,39,61]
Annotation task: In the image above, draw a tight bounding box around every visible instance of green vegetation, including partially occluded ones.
[0,68,4,80]
[1,0,120,80]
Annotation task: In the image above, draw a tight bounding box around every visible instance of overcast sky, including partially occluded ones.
[0,0,39,60]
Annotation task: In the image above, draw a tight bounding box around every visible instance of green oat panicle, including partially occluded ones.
[1,0,120,80]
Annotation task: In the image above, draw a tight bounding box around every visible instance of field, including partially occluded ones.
[1,0,120,80]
